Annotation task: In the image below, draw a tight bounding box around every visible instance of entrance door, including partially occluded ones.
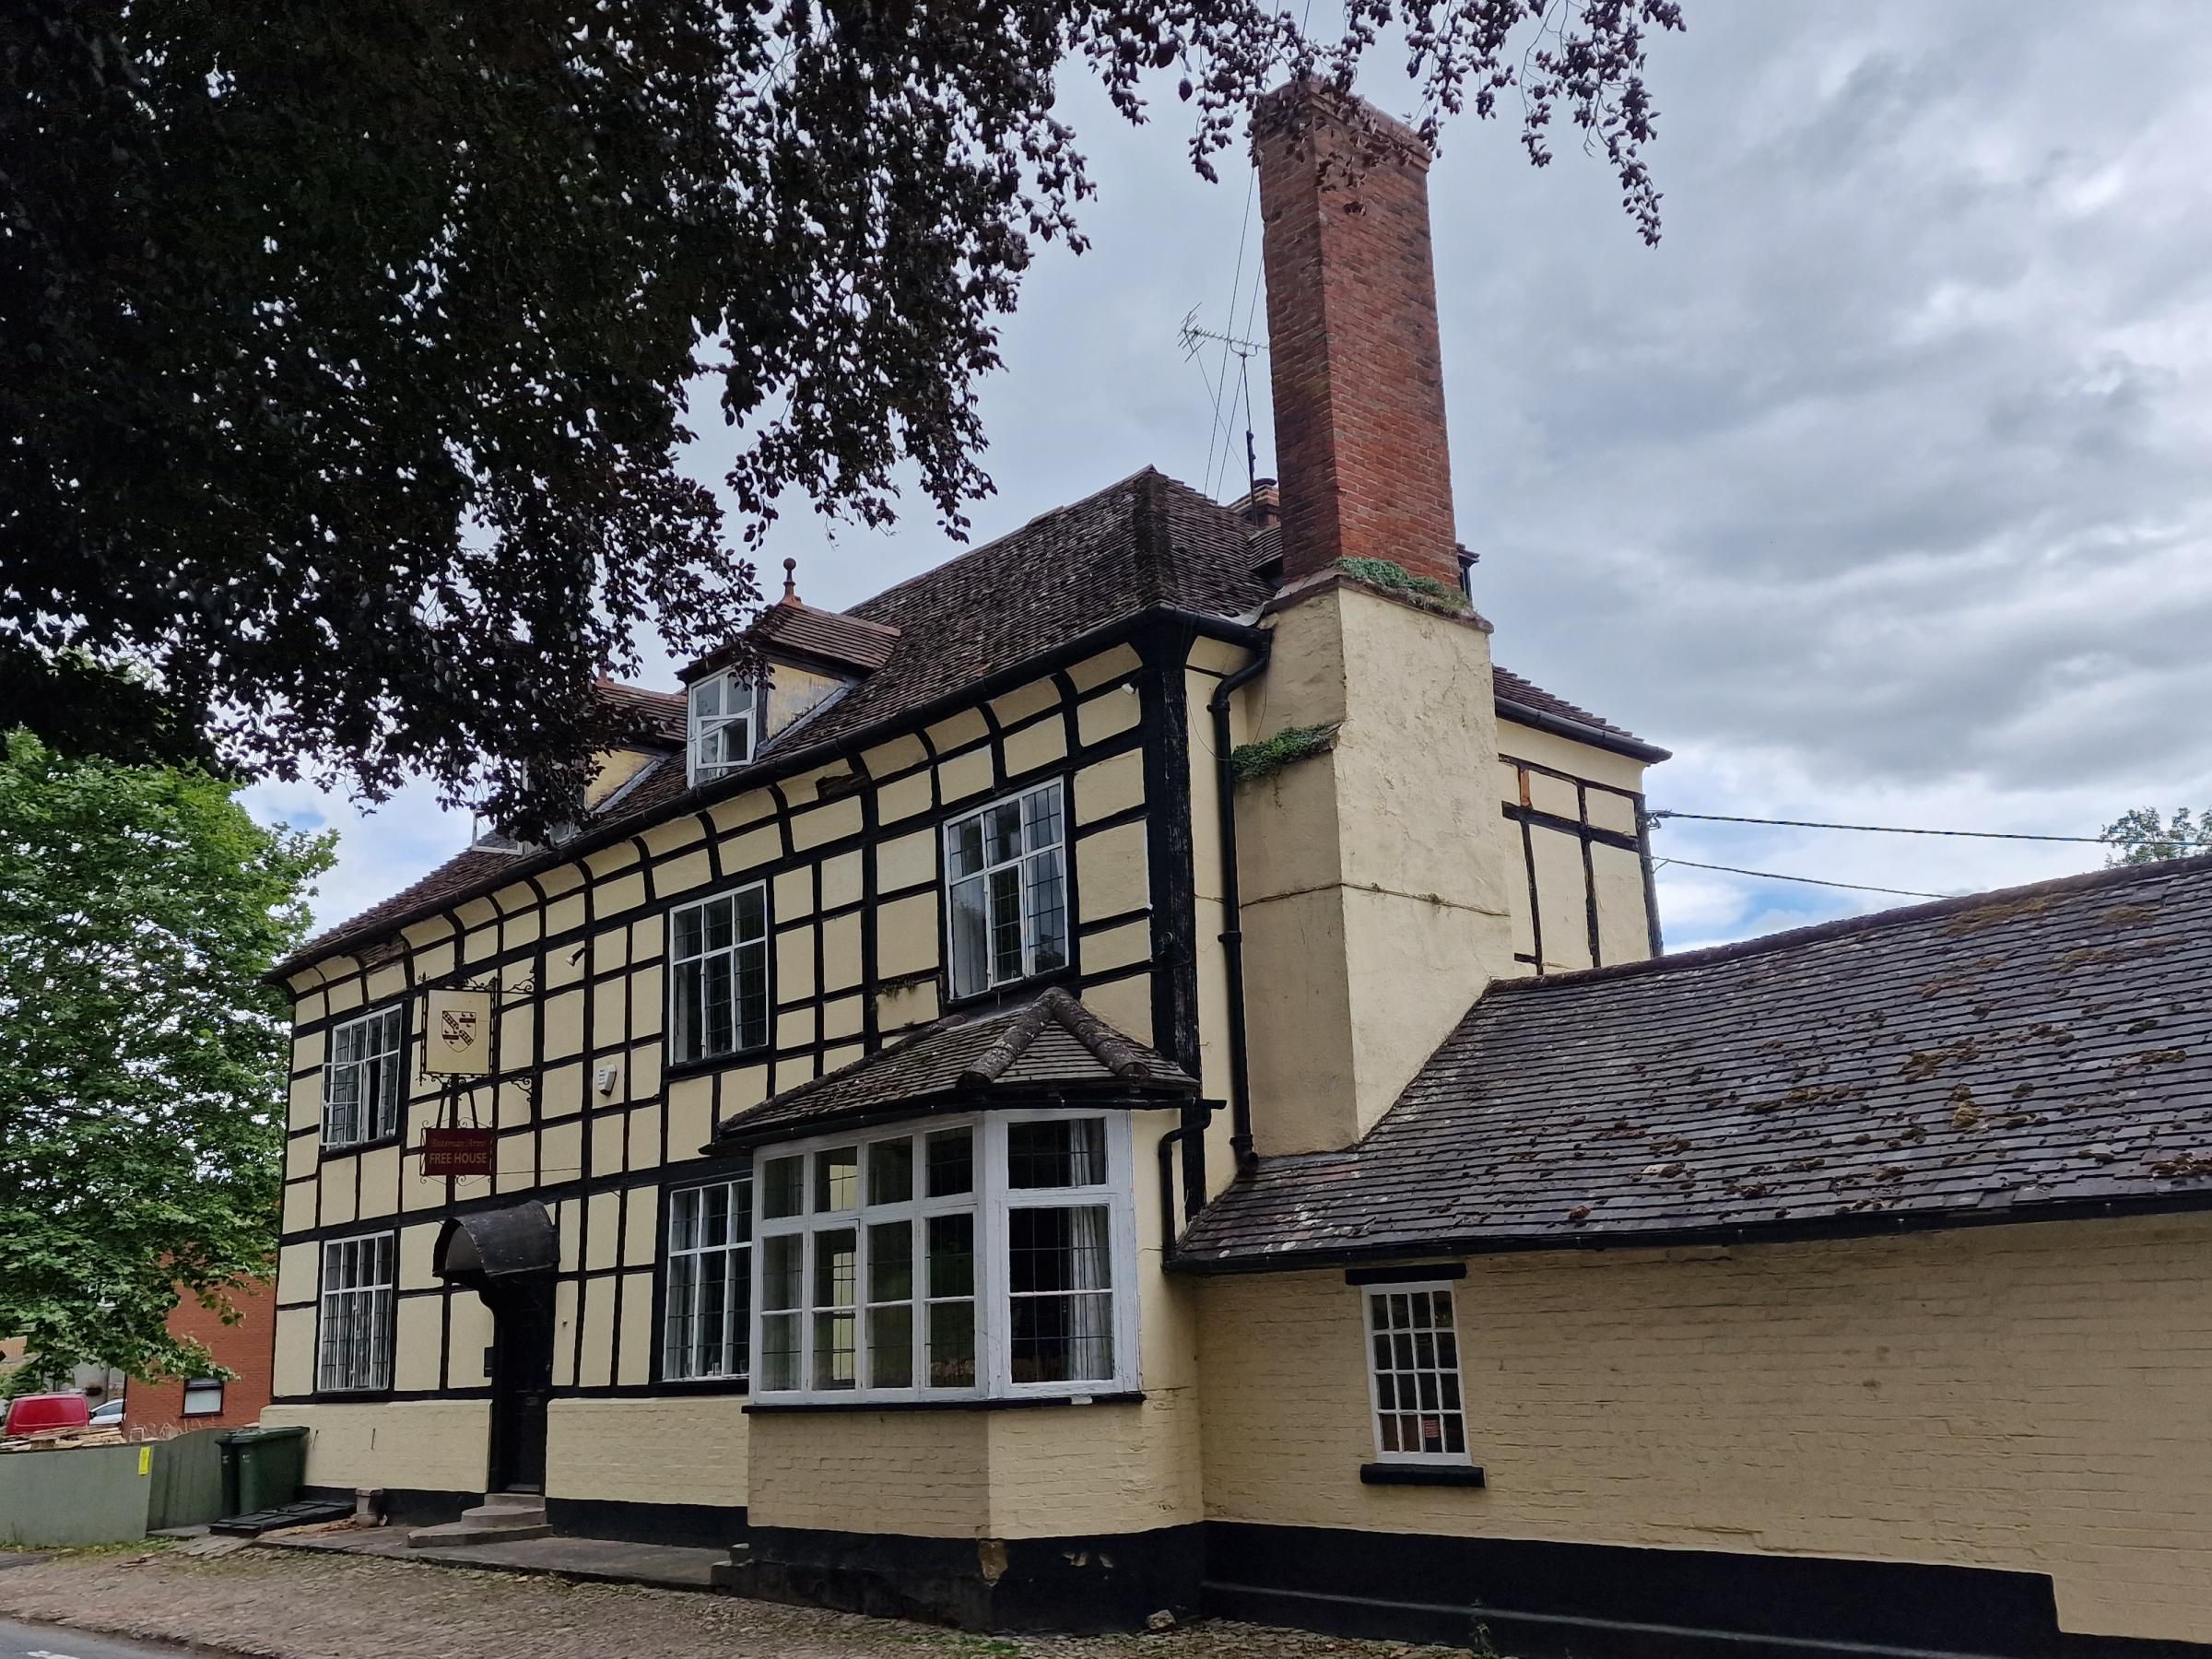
[484,1278,554,1494]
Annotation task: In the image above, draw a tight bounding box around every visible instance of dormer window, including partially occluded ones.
[688,669,755,786]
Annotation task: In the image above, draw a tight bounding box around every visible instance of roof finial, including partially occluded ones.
[782,557,799,603]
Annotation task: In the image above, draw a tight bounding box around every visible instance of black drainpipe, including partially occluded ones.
[1208,640,1272,1173]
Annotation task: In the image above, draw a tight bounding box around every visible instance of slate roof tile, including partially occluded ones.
[712,986,1196,1145]
[1178,853,2212,1267]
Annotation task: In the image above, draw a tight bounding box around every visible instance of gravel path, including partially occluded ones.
[0,1547,1478,1659]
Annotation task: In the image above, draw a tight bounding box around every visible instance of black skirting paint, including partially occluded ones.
[300,1485,470,1529]
[1200,1522,2212,1659]
[546,1497,746,1550]
[735,1522,1205,1633]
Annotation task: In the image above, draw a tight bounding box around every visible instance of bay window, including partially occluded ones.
[750,1112,1135,1403]
[945,782,1068,1000]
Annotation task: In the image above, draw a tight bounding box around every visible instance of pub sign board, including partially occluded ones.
[419,1126,497,1177]
[424,987,494,1076]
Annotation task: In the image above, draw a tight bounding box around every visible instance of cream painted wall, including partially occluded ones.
[1195,1214,2212,1645]
[1235,582,1518,1154]
[546,1396,749,1507]
[261,1401,489,1494]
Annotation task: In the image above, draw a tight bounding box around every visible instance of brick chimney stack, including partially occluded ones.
[1255,83,1459,592]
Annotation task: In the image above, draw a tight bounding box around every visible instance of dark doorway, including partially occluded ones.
[484,1278,554,1494]
[433,1202,560,1498]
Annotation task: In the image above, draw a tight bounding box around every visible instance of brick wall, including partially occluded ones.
[1195,1213,2212,1645]
[1256,83,1459,590]
[124,1277,275,1436]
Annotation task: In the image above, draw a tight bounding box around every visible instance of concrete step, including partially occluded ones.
[407,1521,557,1549]
[466,1491,547,1518]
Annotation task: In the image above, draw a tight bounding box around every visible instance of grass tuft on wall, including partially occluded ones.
[1230,724,1337,785]
[1333,557,1465,615]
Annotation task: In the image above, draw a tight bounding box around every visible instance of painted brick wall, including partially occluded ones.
[259,1400,489,1494]
[546,1396,748,1508]
[124,1277,275,1436]
[1256,84,1458,590]
[1195,1213,2212,1645]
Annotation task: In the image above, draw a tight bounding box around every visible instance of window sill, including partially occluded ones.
[1360,1463,1486,1488]
[648,1376,752,1397]
[746,1389,1142,1417]
[940,964,1082,1017]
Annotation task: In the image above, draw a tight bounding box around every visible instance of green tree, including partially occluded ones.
[2101,806,2212,867]
[0,729,334,1387]
[3,0,1681,834]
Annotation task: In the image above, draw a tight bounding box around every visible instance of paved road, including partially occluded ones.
[0,1619,192,1659]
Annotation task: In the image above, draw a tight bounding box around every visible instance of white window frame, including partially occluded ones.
[687,668,756,787]
[748,1110,1139,1406]
[1361,1281,1473,1465]
[942,780,1069,1002]
[317,1231,397,1394]
[181,1378,225,1417]
[666,882,771,1065]
[322,1004,405,1148]
[663,1174,753,1382]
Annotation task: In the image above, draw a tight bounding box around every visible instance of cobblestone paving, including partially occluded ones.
[0,1547,1483,1659]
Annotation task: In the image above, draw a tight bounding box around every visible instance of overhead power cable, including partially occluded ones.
[1648,810,2129,845]
[1650,857,1953,900]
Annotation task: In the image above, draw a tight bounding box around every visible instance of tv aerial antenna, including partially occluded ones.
[1179,309,1267,503]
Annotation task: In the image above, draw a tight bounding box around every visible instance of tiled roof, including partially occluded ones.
[712,987,1197,1146]
[591,678,687,748]
[758,600,900,673]
[1178,854,2212,1268]
[280,466,1641,973]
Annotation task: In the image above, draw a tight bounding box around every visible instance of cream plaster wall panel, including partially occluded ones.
[591,978,629,1054]
[463,924,497,965]
[640,813,706,860]
[1076,749,1147,829]
[542,1062,582,1121]
[1240,888,1358,1157]
[1067,643,1144,693]
[876,893,940,980]
[1191,896,1238,1197]
[544,937,585,990]
[778,1006,818,1051]
[927,707,991,753]
[1002,717,1067,779]
[595,871,647,919]
[545,892,587,942]
[590,1111,626,1181]
[617,1271,655,1387]
[584,745,654,808]
[394,1295,444,1392]
[665,1080,712,1162]
[821,912,863,993]
[631,913,665,961]
[1075,819,1150,923]
[325,978,363,1016]
[861,733,929,778]
[1529,824,1596,972]
[365,961,406,1004]
[456,894,500,932]
[779,772,822,810]
[585,1191,621,1273]
[773,867,814,921]
[1079,920,1153,977]
[877,769,934,825]
[541,1119,582,1185]
[721,825,781,877]
[359,1146,401,1219]
[791,796,863,851]
[290,989,327,1027]
[621,1189,661,1268]
[1585,788,1641,838]
[627,1107,663,1171]
[936,747,994,805]
[262,1402,488,1493]
[775,1056,815,1093]
[576,1277,615,1389]
[288,1074,324,1135]
[292,1028,327,1074]
[1494,721,1648,796]
[398,1225,439,1293]
[1195,1215,2212,1646]
[319,1164,358,1228]
[822,994,865,1041]
[819,850,863,912]
[1077,685,1143,746]
[278,1241,321,1301]
[557,1201,582,1272]
[502,909,542,951]
[877,979,940,1033]
[876,828,936,893]
[657,847,712,897]
[1593,842,1654,965]
[1077,975,1154,1050]
[776,926,817,1003]
[987,1395,1203,1536]
[543,989,585,1061]
[447,1293,492,1389]
[990,677,1062,728]
[1521,767,1580,821]
[495,1127,535,1194]
[821,1041,864,1076]
[721,1065,770,1117]
[273,1307,316,1397]
[547,1397,751,1507]
[497,1079,533,1130]
[537,862,584,897]
[747,1410,991,1537]
[584,841,640,879]
[1185,635,1253,677]
[707,790,774,833]
[286,1133,319,1181]
[551,1280,579,1387]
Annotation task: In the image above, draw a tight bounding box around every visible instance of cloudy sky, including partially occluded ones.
[247,0,2212,953]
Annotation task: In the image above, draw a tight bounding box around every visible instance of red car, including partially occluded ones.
[3,1393,91,1437]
